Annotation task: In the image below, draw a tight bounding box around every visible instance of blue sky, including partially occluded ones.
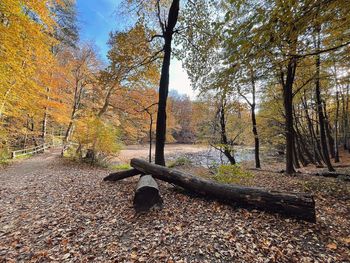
[76,0,194,98]
[76,0,122,60]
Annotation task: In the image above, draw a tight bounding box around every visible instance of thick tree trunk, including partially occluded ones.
[281,58,297,174]
[133,175,163,213]
[130,158,316,222]
[155,0,180,166]
[104,168,141,181]
[292,135,301,169]
[154,41,170,166]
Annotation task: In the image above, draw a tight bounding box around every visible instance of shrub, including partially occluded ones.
[0,129,10,166]
[72,116,122,164]
[0,148,10,166]
[168,156,192,168]
[213,164,253,184]
[110,163,131,171]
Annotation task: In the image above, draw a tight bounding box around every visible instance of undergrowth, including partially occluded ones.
[213,164,254,184]
[168,156,192,168]
[110,163,131,170]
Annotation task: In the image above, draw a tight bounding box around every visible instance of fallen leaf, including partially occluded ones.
[326,243,337,250]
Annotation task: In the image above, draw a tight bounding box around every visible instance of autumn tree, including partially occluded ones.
[61,45,100,154]
[0,0,64,150]
[223,0,350,174]
[124,0,180,165]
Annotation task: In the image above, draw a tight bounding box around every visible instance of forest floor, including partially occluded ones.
[0,147,349,262]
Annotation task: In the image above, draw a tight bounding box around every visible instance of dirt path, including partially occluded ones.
[0,150,349,262]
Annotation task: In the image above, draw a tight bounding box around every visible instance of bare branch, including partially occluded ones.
[148,34,164,42]
[291,41,350,58]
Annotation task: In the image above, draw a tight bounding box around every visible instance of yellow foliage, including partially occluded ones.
[0,0,59,118]
[74,116,121,156]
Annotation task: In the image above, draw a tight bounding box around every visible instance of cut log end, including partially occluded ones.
[133,175,163,213]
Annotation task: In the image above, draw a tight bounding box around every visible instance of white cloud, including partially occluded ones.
[169,57,198,99]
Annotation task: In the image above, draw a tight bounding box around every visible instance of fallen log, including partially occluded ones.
[130,158,316,222]
[133,175,163,213]
[104,168,141,181]
[313,172,350,181]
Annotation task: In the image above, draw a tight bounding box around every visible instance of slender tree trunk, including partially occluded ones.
[249,73,261,168]
[42,86,51,143]
[42,110,48,142]
[251,104,260,168]
[64,121,74,142]
[61,120,74,155]
[293,113,309,167]
[98,85,115,118]
[343,85,349,150]
[295,123,314,165]
[335,91,340,162]
[219,101,236,165]
[155,0,180,166]
[149,115,153,163]
[302,94,323,165]
[314,31,335,172]
[323,101,335,158]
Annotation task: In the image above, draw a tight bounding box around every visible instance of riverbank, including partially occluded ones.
[113,144,264,167]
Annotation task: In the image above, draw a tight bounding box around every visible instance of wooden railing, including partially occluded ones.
[11,142,62,159]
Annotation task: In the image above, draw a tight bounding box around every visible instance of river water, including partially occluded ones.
[114,144,280,168]
[166,146,257,168]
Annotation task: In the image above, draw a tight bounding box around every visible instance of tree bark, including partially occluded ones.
[155,0,180,166]
[292,132,301,169]
[130,158,316,222]
[281,57,297,174]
